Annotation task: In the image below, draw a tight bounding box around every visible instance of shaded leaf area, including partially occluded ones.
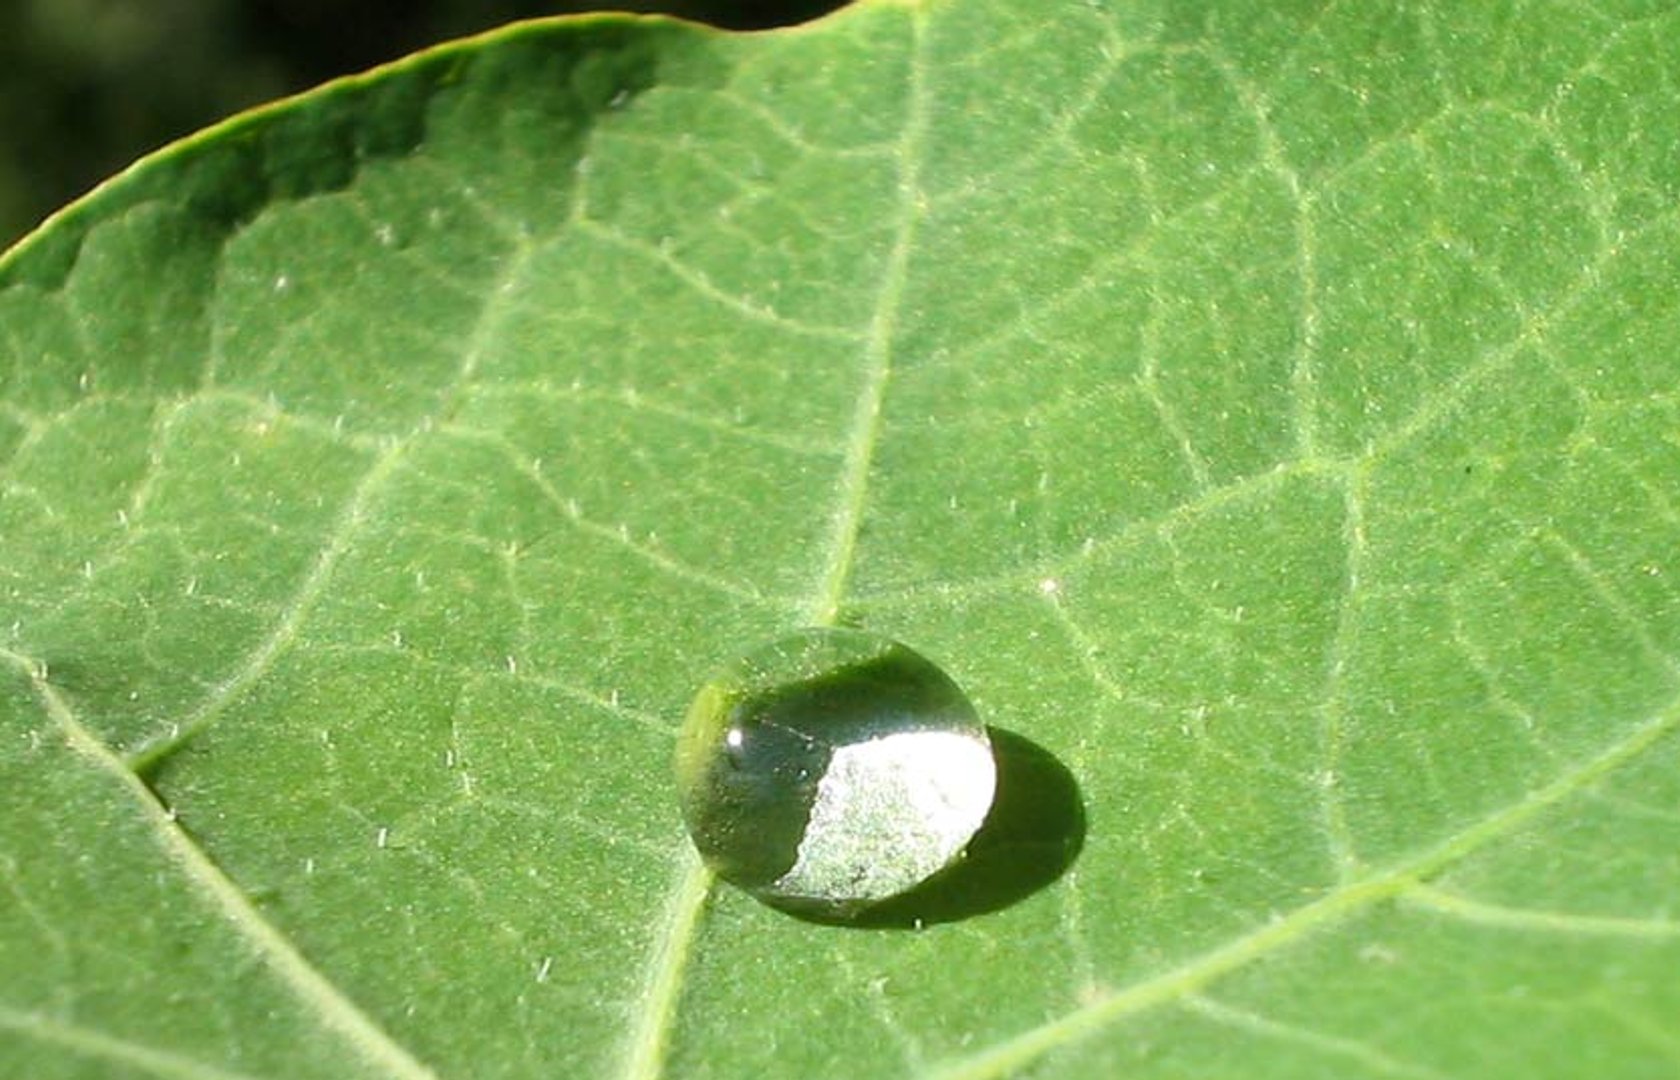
[4,2,1680,1078]
[0,0,850,247]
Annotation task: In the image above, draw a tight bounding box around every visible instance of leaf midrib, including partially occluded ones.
[615,7,935,1078]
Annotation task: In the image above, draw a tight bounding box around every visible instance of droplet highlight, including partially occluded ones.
[676,628,996,917]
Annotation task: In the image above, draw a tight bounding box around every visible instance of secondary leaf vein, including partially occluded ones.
[929,692,1680,1078]
[0,1005,270,1080]
[2,650,439,1080]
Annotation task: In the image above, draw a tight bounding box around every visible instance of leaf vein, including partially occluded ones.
[616,848,715,1080]
[804,8,931,627]
[1405,884,1680,940]
[616,13,934,1078]
[929,692,1680,1078]
[126,243,536,769]
[1183,994,1452,1080]
[1316,467,1370,882]
[442,424,777,608]
[1,651,439,1080]
[573,218,863,342]
[0,1005,273,1080]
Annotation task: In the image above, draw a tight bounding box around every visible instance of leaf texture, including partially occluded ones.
[3,2,1679,1077]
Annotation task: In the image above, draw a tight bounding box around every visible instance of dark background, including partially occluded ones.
[0,0,847,249]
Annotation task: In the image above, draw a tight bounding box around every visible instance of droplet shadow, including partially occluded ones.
[773,727,1085,928]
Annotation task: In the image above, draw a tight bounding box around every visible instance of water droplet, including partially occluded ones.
[676,628,995,917]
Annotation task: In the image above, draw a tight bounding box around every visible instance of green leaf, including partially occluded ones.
[5,2,1679,1077]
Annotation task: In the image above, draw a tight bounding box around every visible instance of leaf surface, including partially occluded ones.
[3,2,1679,1077]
